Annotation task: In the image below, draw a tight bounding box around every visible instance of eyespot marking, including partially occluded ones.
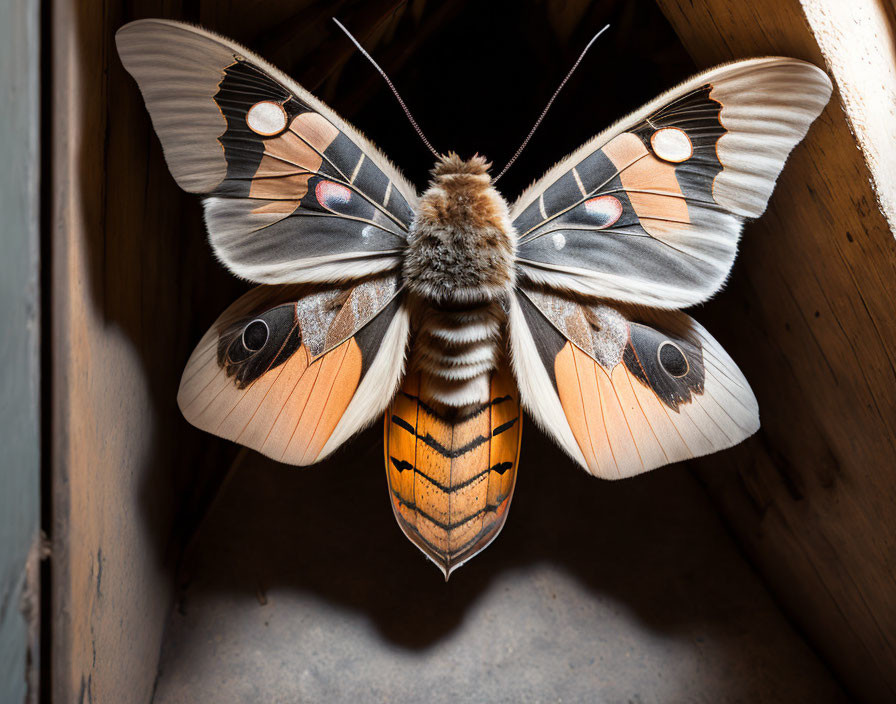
[651,127,692,163]
[246,101,288,136]
[242,319,269,352]
[583,195,623,229]
[552,233,566,250]
[315,180,353,209]
[658,340,689,378]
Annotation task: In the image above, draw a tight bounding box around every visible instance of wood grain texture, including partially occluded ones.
[49,2,417,703]
[0,0,40,701]
[655,1,896,701]
[802,0,896,230]
[50,3,236,702]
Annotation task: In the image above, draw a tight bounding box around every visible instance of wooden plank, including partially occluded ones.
[654,1,896,701]
[0,0,41,702]
[802,0,896,230]
[50,1,224,700]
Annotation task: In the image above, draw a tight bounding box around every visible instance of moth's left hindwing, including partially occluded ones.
[116,19,418,285]
[178,279,409,465]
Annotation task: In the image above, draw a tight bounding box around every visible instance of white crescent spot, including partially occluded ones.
[552,232,566,250]
[651,127,693,163]
[246,101,288,136]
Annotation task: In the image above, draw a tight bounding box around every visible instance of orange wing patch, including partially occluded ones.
[384,367,522,578]
[601,131,690,242]
[178,279,399,466]
[555,342,658,478]
[249,112,339,215]
[179,329,361,466]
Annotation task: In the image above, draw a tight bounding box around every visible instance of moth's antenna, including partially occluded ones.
[332,18,441,159]
[493,24,610,183]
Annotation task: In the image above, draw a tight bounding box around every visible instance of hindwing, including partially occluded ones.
[179,278,409,465]
[508,288,759,478]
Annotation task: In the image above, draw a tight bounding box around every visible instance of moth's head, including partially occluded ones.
[431,152,493,185]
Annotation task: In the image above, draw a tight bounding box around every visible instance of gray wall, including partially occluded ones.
[0,0,41,701]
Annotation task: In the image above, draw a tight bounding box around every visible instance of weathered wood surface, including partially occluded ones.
[655,1,896,701]
[0,0,41,702]
[803,0,896,230]
[48,2,436,702]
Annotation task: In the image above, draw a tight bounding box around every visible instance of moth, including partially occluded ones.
[117,19,831,578]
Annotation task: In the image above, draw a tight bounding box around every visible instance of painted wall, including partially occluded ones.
[0,0,41,701]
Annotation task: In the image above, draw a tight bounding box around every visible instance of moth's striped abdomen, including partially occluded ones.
[384,369,521,578]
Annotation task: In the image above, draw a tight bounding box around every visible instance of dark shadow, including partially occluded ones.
[178,422,762,649]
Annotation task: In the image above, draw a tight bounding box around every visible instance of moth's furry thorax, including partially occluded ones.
[404,153,516,305]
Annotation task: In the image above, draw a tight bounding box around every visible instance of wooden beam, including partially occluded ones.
[655,1,896,701]
[803,0,896,231]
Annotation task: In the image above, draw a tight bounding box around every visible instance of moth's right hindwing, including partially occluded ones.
[508,289,759,479]
[178,278,409,465]
[116,19,418,285]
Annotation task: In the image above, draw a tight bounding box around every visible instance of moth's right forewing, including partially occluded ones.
[116,19,418,285]
[511,58,832,308]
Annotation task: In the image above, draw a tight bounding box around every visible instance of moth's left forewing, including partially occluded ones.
[178,278,409,465]
[508,289,759,479]
[511,58,832,308]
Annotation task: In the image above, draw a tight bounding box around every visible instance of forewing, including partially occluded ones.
[178,278,409,465]
[116,19,417,284]
[512,58,831,308]
[508,289,758,479]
